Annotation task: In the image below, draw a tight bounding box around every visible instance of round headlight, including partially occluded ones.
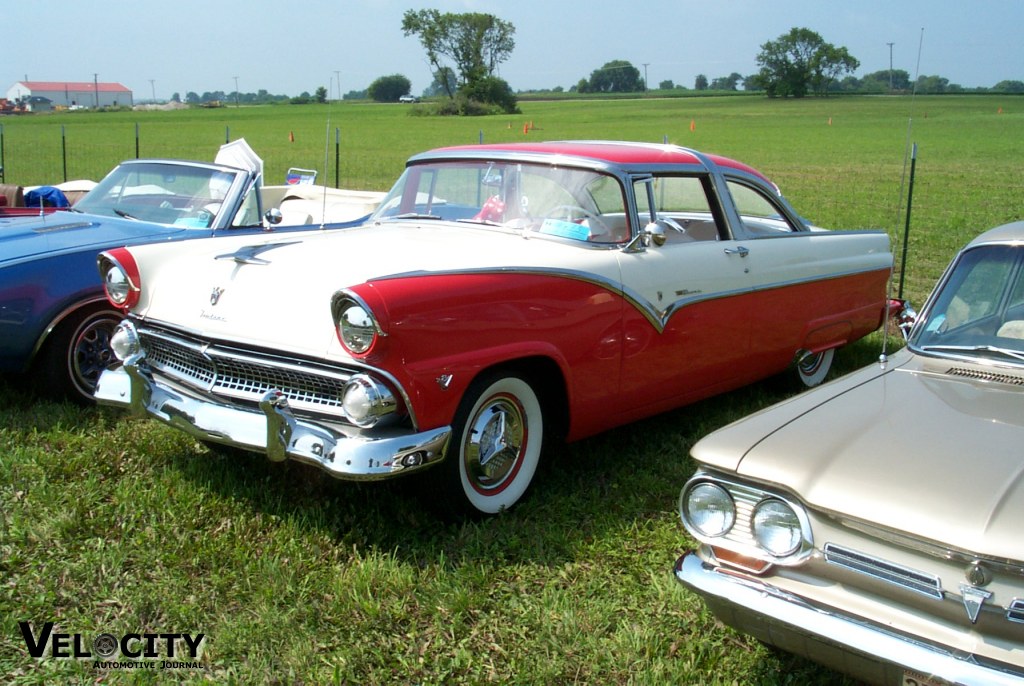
[337,303,377,354]
[109,321,141,361]
[680,482,735,538]
[752,499,804,557]
[104,265,132,306]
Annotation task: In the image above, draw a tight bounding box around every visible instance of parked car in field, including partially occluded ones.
[675,222,1024,685]
[399,94,420,103]
[0,140,383,402]
[94,141,893,515]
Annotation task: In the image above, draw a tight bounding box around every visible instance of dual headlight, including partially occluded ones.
[679,478,811,562]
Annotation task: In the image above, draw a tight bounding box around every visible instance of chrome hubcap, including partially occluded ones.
[465,396,525,491]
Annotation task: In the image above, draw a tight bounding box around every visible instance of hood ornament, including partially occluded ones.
[210,286,225,305]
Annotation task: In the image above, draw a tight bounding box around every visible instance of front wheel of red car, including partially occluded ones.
[436,373,545,516]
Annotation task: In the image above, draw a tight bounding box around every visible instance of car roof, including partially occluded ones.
[968,220,1024,247]
[420,140,771,183]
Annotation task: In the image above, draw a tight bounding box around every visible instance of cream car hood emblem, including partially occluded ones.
[960,584,992,624]
[210,286,224,305]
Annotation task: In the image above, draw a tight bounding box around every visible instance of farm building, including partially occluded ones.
[5,81,133,110]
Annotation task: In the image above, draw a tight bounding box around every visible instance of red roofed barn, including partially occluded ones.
[5,81,134,110]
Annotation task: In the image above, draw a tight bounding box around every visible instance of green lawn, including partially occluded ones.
[2,95,1022,684]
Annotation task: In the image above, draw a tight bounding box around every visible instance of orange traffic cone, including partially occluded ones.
[289,131,294,142]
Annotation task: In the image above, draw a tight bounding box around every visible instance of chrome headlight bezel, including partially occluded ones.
[331,293,383,355]
[752,498,805,558]
[104,264,133,306]
[680,481,736,539]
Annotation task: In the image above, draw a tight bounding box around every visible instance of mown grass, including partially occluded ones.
[2,95,1022,683]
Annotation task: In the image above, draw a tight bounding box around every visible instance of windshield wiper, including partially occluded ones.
[920,344,1024,362]
[113,208,139,221]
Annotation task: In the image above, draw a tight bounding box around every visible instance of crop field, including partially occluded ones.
[1,95,1022,684]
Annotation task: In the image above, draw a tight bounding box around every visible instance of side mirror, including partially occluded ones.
[643,221,667,247]
[890,299,917,340]
[263,207,283,229]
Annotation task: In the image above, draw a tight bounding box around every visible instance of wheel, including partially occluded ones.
[796,348,834,388]
[39,305,123,403]
[435,373,545,516]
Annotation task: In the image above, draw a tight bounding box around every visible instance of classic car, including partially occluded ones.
[675,222,1024,684]
[93,140,894,516]
[0,139,384,402]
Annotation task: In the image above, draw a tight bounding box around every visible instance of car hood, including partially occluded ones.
[130,221,619,360]
[694,349,1024,561]
[0,211,184,265]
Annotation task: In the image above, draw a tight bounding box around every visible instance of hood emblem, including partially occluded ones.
[214,240,300,265]
[210,286,225,306]
[960,584,992,624]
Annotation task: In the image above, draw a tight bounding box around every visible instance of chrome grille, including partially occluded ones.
[718,482,764,549]
[1009,599,1024,624]
[139,328,351,416]
[824,543,943,599]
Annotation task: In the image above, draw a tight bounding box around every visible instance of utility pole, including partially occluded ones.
[642,63,650,91]
[887,42,895,91]
[149,79,156,103]
[233,76,240,107]
[334,70,341,101]
[93,73,99,108]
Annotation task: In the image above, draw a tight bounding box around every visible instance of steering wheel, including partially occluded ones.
[542,205,611,240]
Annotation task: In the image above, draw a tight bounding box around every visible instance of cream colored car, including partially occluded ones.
[676,222,1024,685]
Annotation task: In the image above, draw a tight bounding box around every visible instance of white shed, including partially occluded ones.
[5,81,133,109]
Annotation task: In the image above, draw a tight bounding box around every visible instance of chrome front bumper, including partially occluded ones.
[675,551,1023,686]
[95,362,451,480]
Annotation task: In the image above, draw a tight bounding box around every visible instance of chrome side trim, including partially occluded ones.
[366,263,889,335]
[675,551,1024,685]
[824,543,944,599]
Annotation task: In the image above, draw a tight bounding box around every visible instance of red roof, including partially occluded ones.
[18,81,131,93]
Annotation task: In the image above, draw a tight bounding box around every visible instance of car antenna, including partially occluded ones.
[881,27,924,366]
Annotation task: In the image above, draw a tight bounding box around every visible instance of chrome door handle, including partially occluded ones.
[724,246,749,257]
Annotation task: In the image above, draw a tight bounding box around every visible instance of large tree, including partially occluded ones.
[585,60,644,93]
[754,27,858,97]
[401,9,515,98]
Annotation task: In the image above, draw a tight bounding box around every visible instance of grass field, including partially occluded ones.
[2,95,1023,684]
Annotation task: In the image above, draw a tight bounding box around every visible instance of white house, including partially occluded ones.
[5,81,133,109]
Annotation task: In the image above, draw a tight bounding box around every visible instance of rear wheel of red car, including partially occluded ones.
[796,348,834,388]
[438,373,545,516]
[40,305,123,403]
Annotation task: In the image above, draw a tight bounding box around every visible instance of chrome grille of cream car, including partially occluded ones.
[824,543,943,599]
[1009,599,1024,623]
[717,482,765,549]
[139,328,350,416]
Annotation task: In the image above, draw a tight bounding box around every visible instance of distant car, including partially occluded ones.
[675,222,1024,685]
[94,141,893,516]
[0,139,383,402]
[398,94,419,103]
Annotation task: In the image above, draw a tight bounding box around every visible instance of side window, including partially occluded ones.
[727,179,800,235]
[231,182,261,227]
[633,175,721,242]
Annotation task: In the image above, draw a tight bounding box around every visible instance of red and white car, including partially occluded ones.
[94,141,894,515]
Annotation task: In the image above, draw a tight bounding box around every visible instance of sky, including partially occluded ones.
[4,0,1022,100]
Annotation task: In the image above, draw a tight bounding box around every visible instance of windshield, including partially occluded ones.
[910,244,1024,364]
[75,161,244,228]
[371,160,630,243]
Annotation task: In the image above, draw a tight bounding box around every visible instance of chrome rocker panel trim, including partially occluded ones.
[674,551,1023,686]
[95,361,451,480]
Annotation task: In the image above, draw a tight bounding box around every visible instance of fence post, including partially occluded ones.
[61,125,68,183]
[335,127,340,189]
[0,123,5,183]
[135,122,140,159]
[225,126,230,144]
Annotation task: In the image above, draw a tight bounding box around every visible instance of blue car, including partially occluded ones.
[0,140,383,402]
